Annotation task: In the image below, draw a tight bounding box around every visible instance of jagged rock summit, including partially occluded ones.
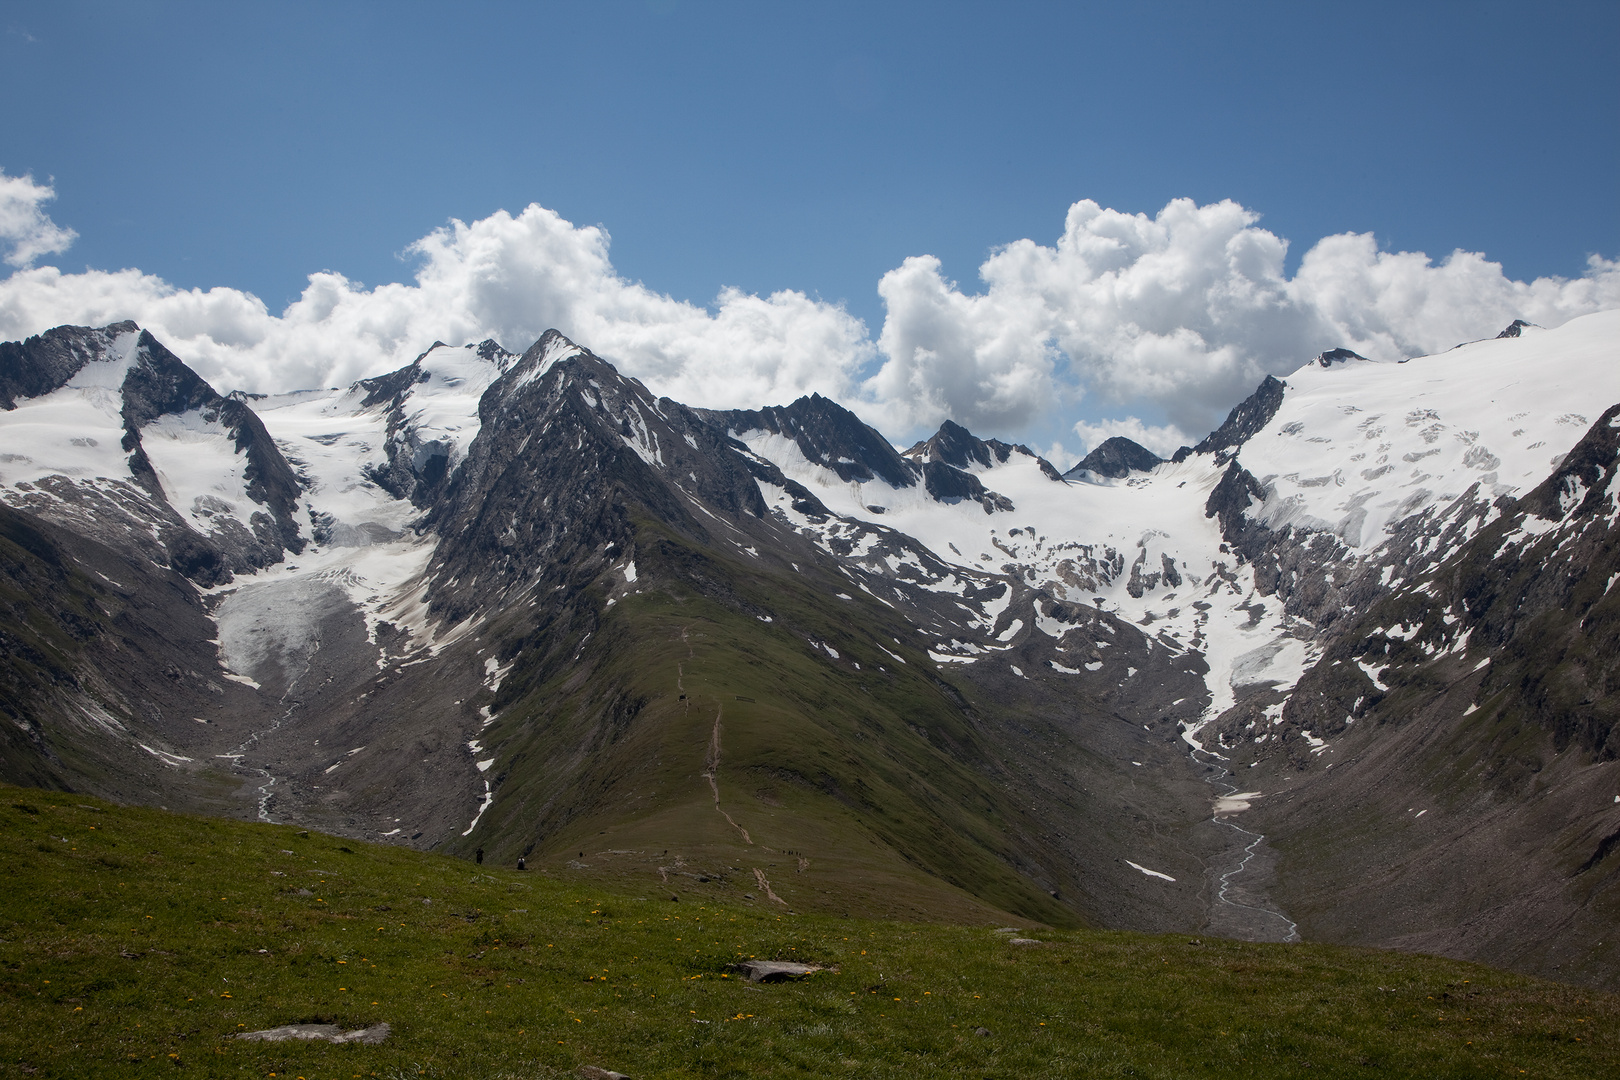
[1170,373,1287,464]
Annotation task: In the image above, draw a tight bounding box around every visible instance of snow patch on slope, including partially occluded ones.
[1239,310,1620,550]
[0,328,141,486]
[141,409,256,535]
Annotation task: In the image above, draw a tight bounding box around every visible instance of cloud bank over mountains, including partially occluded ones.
[1,167,1615,450]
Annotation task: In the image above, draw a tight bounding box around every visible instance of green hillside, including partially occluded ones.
[462,513,1080,928]
[3,786,1615,1078]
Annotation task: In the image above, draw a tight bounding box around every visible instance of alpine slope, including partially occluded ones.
[1,308,1616,987]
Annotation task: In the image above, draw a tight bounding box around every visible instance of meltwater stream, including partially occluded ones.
[1193,748,1299,942]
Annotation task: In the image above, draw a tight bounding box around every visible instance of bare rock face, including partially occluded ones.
[702,393,918,488]
[918,457,1013,514]
[420,331,813,626]
[905,418,1061,478]
[1172,374,1286,463]
[697,404,1065,515]
[0,321,138,407]
[905,418,1066,497]
[1312,346,1371,368]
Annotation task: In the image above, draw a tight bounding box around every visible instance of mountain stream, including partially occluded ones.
[1193,748,1299,942]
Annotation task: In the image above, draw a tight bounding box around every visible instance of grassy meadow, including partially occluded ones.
[2,784,1615,1079]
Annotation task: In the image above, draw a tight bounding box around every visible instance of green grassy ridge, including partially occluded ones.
[4,786,1616,1079]
[463,515,1077,926]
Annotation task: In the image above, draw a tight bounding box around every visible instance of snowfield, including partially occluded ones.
[1238,311,1620,548]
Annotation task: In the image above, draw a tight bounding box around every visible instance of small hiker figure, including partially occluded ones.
[475,847,484,865]
[516,856,526,871]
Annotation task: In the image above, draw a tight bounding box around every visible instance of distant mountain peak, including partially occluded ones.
[904,419,1065,482]
[1313,346,1370,368]
[1063,436,1164,480]
[698,394,918,489]
[905,418,1008,470]
[0,321,140,410]
[0,321,303,585]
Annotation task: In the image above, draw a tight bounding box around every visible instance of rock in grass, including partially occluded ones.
[734,959,823,982]
[579,1067,633,1080]
[235,1021,390,1044]
[1008,938,1041,945]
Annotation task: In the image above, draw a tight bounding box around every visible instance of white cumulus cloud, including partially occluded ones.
[0,171,77,268]
[870,197,1620,438]
[0,168,1615,448]
[0,181,875,412]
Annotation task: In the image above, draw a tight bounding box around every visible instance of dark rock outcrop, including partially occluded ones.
[919,459,1013,513]
[1204,459,1268,540]
[423,332,816,624]
[1172,374,1286,464]
[1313,347,1369,367]
[0,321,140,409]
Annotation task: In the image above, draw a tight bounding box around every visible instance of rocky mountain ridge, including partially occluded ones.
[1,311,1617,986]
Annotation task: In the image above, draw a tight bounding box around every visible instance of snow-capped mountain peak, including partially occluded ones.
[0,322,303,584]
[1062,436,1164,480]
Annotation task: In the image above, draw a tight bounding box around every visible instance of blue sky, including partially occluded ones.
[2,0,1617,459]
